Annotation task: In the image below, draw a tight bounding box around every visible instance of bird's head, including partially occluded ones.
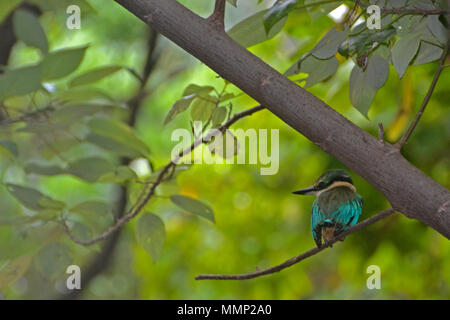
[292,169,355,196]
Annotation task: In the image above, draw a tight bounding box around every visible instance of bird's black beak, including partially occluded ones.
[292,186,316,195]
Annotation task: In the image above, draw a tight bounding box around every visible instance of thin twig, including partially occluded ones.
[396,46,448,149]
[195,208,396,280]
[342,0,360,26]
[378,122,385,144]
[62,105,265,245]
[208,0,226,29]
[62,162,174,245]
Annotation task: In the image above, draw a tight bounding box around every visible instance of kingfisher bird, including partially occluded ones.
[293,169,363,248]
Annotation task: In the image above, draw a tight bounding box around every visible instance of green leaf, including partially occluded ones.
[427,16,447,44]
[164,95,195,125]
[0,223,62,260]
[182,84,215,97]
[410,15,441,45]
[25,163,65,176]
[5,183,65,211]
[305,0,339,21]
[50,104,105,124]
[0,210,58,226]
[0,255,33,289]
[304,58,338,88]
[41,45,88,81]
[0,65,42,97]
[170,195,215,223]
[69,66,123,87]
[39,138,80,160]
[412,41,443,65]
[340,26,396,58]
[37,197,66,210]
[264,0,297,34]
[349,55,389,117]
[57,88,114,103]
[392,33,421,78]
[135,213,166,262]
[34,242,72,280]
[220,92,235,102]
[311,28,347,59]
[97,166,137,184]
[164,84,216,125]
[211,106,228,127]
[372,45,390,60]
[70,222,93,243]
[190,97,215,122]
[86,133,143,158]
[0,215,41,226]
[87,117,150,157]
[67,157,115,182]
[66,157,136,184]
[70,201,112,217]
[0,140,18,157]
[393,15,414,36]
[228,9,287,48]
[69,201,113,232]
[13,9,48,53]
[298,55,338,88]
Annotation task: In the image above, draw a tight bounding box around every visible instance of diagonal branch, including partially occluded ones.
[195,208,396,280]
[396,46,448,149]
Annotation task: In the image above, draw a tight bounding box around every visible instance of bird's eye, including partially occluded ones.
[318,182,326,188]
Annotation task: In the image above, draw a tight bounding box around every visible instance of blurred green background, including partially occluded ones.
[0,0,449,299]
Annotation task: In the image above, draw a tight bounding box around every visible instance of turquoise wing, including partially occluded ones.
[311,194,363,247]
[331,194,363,230]
[311,200,328,247]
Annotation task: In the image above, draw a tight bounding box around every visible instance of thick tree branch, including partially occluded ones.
[113,0,450,238]
[396,46,448,149]
[196,208,396,280]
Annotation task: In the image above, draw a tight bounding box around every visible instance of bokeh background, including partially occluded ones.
[0,0,449,299]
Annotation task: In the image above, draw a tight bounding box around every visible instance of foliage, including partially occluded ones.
[0,0,448,299]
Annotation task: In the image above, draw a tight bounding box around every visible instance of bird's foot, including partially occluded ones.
[323,240,333,248]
